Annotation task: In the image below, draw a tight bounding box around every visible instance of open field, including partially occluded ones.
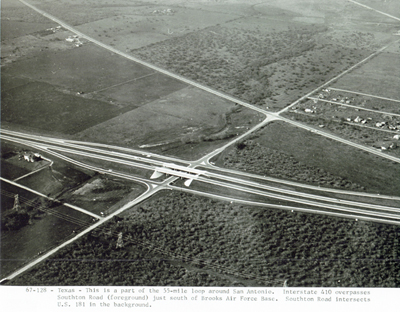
[330,50,400,100]
[1,141,95,197]
[213,121,400,195]
[76,86,262,160]
[2,43,154,94]
[1,81,123,135]
[9,191,400,287]
[29,0,241,49]
[1,5,259,159]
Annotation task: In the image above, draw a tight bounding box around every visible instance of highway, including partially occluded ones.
[2,131,399,227]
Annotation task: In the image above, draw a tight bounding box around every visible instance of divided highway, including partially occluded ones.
[2,130,399,227]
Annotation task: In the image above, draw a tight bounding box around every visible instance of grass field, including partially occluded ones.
[2,43,153,93]
[1,81,123,135]
[330,50,400,100]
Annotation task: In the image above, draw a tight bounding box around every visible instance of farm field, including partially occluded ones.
[213,121,400,196]
[1,3,260,159]
[28,0,241,50]
[9,191,400,287]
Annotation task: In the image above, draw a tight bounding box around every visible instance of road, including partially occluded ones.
[17,0,400,166]
[328,87,400,103]
[307,97,400,117]
[3,129,400,281]
[347,0,400,22]
[2,131,399,225]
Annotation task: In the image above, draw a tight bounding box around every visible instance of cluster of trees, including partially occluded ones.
[1,198,46,232]
[1,208,30,231]
[12,192,400,287]
[133,25,327,106]
[225,140,365,190]
[133,24,370,108]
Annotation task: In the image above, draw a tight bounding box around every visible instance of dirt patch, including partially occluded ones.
[61,176,147,216]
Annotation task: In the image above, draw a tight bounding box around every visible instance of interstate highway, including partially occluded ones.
[2,130,399,225]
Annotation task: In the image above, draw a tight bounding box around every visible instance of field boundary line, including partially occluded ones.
[14,164,52,182]
[328,87,400,103]
[308,97,400,117]
[90,72,156,94]
[0,177,102,220]
[347,0,400,22]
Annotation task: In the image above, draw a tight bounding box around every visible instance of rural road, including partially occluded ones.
[328,87,400,103]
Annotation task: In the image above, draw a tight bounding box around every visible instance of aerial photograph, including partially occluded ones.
[1,0,399,288]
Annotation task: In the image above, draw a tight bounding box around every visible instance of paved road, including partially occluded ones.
[17,0,400,166]
[277,115,400,163]
[19,0,269,118]
[276,40,399,114]
[3,132,399,220]
[6,129,399,201]
[3,129,400,282]
[169,185,400,226]
[190,176,400,220]
[198,163,400,200]
[4,185,157,281]
[0,177,102,220]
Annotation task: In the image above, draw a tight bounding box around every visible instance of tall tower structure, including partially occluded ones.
[13,194,21,212]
